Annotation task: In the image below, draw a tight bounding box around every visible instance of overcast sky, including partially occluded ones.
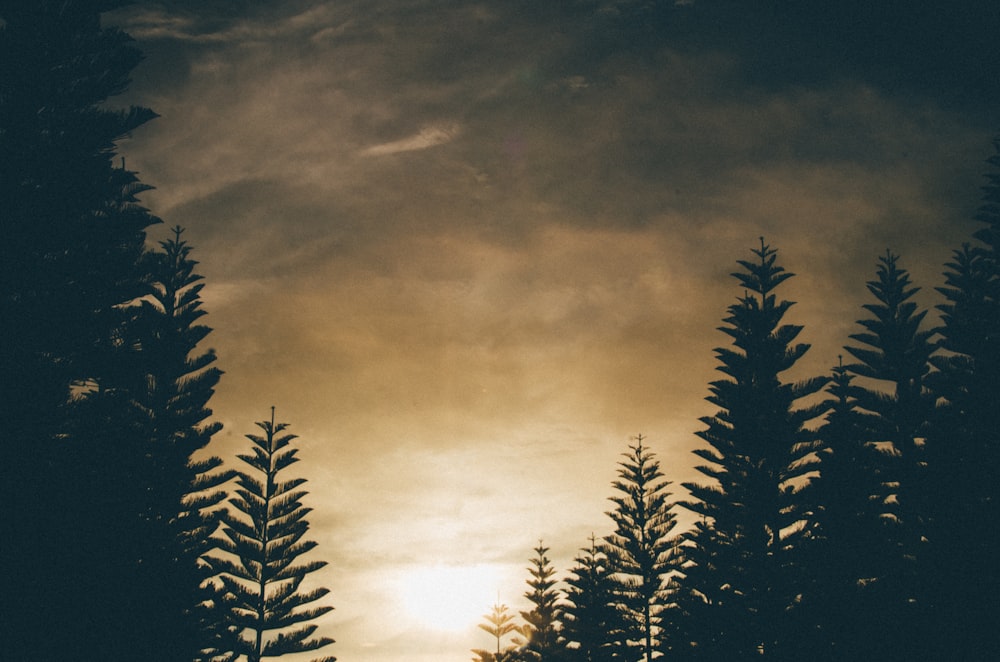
[107,1,998,660]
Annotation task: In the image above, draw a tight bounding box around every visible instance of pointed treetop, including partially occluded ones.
[865,249,921,308]
[732,236,794,297]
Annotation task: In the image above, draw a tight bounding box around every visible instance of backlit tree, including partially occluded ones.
[840,250,937,659]
[473,600,521,662]
[134,226,233,660]
[925,138,1000,660]
[806,359,898,660]
[518,542,566,661]
[561,535,630,662]
[676,239,828,660]
[210,410,335,661]
[1,2,160,658]
[603,436,679,661]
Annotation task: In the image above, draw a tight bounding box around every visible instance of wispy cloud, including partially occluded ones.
[360,123,462,156]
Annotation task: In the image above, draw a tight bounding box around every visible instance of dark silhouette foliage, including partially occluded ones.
[843,250,937,498]
[1,0,157,428]
[135,226,233,660]
[517,542,567,661]
[603,436,678,661]
[806,359,900,660]
[924,138,1000,660]
[561,536,632,662]
[837,250,938,659]
[64,225,231,660]
[0,1,169,658]
[676,239,828,660]
[209,410,335,662]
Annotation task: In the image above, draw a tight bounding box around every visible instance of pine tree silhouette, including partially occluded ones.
[925,138,1000,660]
[518,541,567,661]
[135,226,233,660]
[209,409,335,661]
[562,535,630,662]
[603,435,678,661]
[807,358,899,660]
[677,240,827,660]
[1,3,161,658]
[473,600,521,662]
[841,250,937,660]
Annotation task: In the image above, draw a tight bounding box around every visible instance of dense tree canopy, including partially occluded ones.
[924,139,1000,660]
[1,1,163,658]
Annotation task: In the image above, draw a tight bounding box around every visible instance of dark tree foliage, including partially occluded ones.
[925,139,1000,660]
[603,436,678,661]
[843,250,937,499]
[562,536,632,662]
[0,1,162,658]
[134,226,233,660]
[62,226,230,659]
[840,250,937,659]
[676,240,827,661]
[210,411,335,662]
[517,542,567,661]
[805,359,899,660]
[0,0,157,426]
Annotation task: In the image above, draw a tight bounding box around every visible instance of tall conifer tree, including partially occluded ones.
[926,139,1000,660]
[518,542,566,661]
[0,0,157,425]
[676,240,827,660]
[134,226,232,659]
[841,250,937,659]
[210,410,335,662]
[0,2,160,658]
[603,436,678,661]
[843,251,937,504]
[806,359,897,660]
[66,225,229,659]
[562,536,631,662]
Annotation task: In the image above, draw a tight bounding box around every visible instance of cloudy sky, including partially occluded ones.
[107,1,998,660]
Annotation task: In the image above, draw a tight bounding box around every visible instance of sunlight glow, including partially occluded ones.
[395,563,505,633]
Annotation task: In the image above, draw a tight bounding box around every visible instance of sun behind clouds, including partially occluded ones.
[395,563,507,633]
